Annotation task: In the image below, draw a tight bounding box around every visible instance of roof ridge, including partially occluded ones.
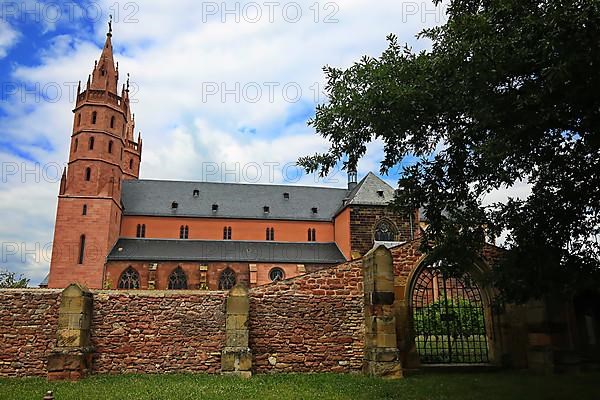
[123,178,349,191]
[118,238,340,245]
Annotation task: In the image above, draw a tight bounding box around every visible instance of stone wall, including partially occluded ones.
[0,289,61,377]
[91,291,227,374]
[248,260,365,373]
[0,242,540,378]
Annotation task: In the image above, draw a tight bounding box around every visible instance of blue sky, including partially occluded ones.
[0,0,452,284]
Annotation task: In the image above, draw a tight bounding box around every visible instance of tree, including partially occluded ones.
[299,0,600,303]
[0,269,29,288]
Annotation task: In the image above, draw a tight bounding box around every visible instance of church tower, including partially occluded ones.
[48,22,142,288]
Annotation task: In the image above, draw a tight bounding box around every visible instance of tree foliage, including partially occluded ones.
[414,299,486,338]
[299,0,600,302]
[0,269,29,288]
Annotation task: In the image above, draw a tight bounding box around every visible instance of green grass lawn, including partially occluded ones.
[1,371,598,400]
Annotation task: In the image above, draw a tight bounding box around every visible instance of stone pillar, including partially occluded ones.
[148,263,157,289]
[525,299,555,373]
[47,283,94,381]
[526,297,581,373]
[221,284,252,378]
[199,265,208,290]
[363,245,402,378]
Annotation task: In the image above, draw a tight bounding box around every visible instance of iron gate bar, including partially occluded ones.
[411,262,490,364]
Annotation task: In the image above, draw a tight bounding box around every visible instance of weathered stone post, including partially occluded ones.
[363,245,403,378]
[47,283,93,381]
[526,297,578,373]
[221,283,252,378]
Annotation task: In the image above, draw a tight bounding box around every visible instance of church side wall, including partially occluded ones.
[120,216,335,243]
[104,261,334,290]
[333,207,351,260]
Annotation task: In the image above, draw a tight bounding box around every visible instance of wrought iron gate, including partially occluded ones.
[411,261,489,364]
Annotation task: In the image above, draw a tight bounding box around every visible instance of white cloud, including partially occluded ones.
[0,20,19,59]
[1,1,450,283]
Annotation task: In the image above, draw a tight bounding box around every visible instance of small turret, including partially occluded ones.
[348,169,358,191]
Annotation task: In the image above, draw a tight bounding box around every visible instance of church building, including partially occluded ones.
[47,28,418,291]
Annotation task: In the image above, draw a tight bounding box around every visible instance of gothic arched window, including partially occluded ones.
[129,159,133,170]
[89,136,94,150]
[218,268,236,290]
[118,267,140,289]
[74,138,78,152]
[91,111,97,125]
[82,204,87,216]
[108,140,113,154]
[85,167,91,181]
[308,228,316,242]
[77,113,81,126]
[168,267,188,290]
[374,220,397,241]
[110,116,115,129]
[223,226,232,240]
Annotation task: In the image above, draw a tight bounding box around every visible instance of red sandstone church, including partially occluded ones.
[46,29,418,290]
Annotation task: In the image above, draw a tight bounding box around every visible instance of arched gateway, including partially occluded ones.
[410,260,490,364]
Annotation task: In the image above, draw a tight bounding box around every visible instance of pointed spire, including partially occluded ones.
[90,15,118,94]
[77,80,81,95]
[108,14,113,37]
[126,73,130,91]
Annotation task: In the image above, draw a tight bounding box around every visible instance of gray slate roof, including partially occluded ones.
[344,172,396,206]
[121,180,349,221]
[39,274,49,287]
[107,238,346,264]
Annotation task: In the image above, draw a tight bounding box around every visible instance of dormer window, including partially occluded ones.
[193,189,200,198]
[283,192,290,200]
[212,204,219,212]
[377,190,384,197]
[263,206,270,214]
[311,207,318,214]
[171,201,178,209]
